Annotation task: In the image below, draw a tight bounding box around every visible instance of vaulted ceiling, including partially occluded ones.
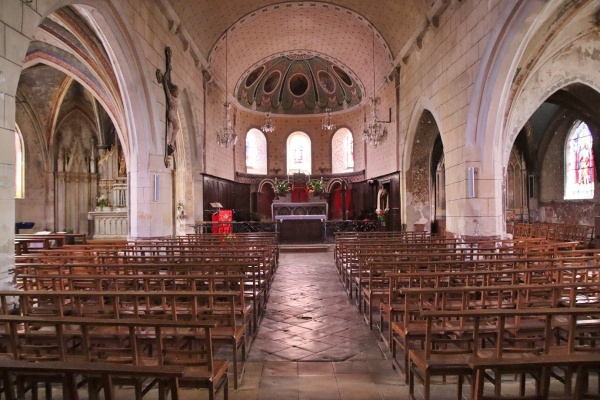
[166,1,434,111]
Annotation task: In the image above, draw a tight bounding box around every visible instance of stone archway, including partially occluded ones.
[404,110,441,232]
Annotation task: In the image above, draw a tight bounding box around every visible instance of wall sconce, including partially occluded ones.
[467,167,476,198]
[153,174,159,202]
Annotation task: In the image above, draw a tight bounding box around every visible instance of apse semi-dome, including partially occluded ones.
[237,55,362,115]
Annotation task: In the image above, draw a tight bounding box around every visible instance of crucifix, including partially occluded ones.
[156,47,180,167]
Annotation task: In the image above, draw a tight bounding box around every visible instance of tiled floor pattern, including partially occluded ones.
[247,249,388,362]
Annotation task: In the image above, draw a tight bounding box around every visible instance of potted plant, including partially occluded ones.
[96,194,108,211]
[307,178,324,196]
[274,179,290,197]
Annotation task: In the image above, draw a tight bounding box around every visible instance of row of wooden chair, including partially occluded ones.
[333,232,600,399]
[410,307,600,400]
[0,313,228,400]
[512,222,594,248]
[8,232,279,396]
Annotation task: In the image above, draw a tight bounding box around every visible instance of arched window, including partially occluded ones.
[332,128,354,173]
[246,128,267,174]
[15,125,24,199]
[286,131,311,174]
[565,121,594,200]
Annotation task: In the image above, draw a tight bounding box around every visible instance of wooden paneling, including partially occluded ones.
[351,172,401,230]
[202,175,251,221]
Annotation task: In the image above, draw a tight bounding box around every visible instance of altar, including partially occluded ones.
[272,201,328,220]
[87,210,128,239]
[272,201,327,244]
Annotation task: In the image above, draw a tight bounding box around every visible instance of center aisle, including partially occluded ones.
[248,249,388,362]
[225,248,406,400]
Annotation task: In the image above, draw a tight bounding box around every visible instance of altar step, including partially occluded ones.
[278,244,332,253]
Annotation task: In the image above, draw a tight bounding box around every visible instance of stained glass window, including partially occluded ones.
[565,121,594,200]
[287,132,311,174]
[246,128,267,174]
[332,128,354,173]
[15,126,24,199]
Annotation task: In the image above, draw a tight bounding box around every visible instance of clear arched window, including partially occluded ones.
[15,125,24,199]
[286,131,311,174]
[332,128,354,173]
[565,121,594,200]
[246,128,268,174]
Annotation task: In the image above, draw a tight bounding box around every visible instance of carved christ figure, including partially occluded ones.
[157,47,180,158]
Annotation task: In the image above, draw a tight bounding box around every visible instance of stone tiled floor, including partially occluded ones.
[247,249,388,363]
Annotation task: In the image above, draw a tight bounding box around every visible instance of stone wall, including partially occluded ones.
[398,0,502,235]
[538,116,600,227]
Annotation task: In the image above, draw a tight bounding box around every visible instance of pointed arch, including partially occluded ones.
[402,97,443,174]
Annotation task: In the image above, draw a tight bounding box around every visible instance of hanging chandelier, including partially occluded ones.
[322,60,336,131]
[362,27,388,147]
[217,31,237,148]
[322,108,336,131]
[363,97,387,147]
[261,112,276,133]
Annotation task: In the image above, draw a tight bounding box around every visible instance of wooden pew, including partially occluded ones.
[0,314,229,400]
[391,282,600,383]
[0,359,184,400]
[374,254,600,347]
[16,272,255,340]
[1,289,245,391]
[409,307,600,400]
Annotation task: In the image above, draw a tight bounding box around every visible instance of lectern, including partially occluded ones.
[211,208,232,234]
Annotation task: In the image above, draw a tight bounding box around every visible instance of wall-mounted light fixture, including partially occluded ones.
[467,167,477,198]
[153,174,159,202]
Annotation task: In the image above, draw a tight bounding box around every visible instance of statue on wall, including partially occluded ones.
[118,149,127,177]
[156,47,180,167]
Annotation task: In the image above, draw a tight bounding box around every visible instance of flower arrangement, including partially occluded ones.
[307,178,324,195]
[376,208,389,221]
[96,194,108,208]
[274,179,290,195]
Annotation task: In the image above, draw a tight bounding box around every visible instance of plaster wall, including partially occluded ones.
[363,81,398,178]
[204,85,234,180]
[234,107,366,176]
